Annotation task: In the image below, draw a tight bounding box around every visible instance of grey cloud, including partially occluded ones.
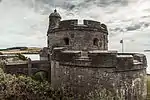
[95,0,129,7]
[9,0,129,17]
[73,0,129,8]
[126,24,141,31]
[109,27,121,32]
[29,0,129,11]
[126,22,150,31]
[110,22,150,32]
[141,15,150,18]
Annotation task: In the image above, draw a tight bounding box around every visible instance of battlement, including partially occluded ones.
[59,19,78,27]
[51,47,147,71]
[59,19,102,27]
[48,19,108,33]
[83,20,100,28]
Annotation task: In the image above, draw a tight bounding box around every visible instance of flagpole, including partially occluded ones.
[121,29,125,53]
[122,39,124,52]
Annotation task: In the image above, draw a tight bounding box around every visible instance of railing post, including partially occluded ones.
[28,58,32,76]
[48,48,51,82]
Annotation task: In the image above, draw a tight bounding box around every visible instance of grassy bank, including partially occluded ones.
[0,47,41,54]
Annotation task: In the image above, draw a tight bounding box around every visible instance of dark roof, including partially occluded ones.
[49,9,61,18]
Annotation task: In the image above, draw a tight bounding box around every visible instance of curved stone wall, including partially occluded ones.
[48,30,108,51]
[50,48,147,100]
[51,63,146,100]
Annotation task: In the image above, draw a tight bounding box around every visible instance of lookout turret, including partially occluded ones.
[48,9,61,31]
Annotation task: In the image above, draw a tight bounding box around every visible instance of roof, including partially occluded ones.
[88,50,117,54]
[49,9,61,18]
[117,55,133,58]
[62,50,81,53]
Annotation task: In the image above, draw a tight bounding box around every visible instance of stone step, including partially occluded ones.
[75,56,91,61]
[81,51,88,56]
[75,50,90,61]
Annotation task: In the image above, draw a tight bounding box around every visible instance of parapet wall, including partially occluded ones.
[49,19,108,33]
[83,20,100,28]
[51,47,147,71]
[4,60,50,76]
[59,19,78,27]
[51,47,147,99]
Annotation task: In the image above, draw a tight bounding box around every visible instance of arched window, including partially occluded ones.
[93,38,99,46]
[64,37,69,45]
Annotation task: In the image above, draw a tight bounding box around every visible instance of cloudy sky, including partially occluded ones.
[0,0,150,52]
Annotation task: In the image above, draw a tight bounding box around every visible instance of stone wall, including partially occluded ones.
[50,48,147,100]
[40,47,49,61]
[48,30,108,51]
[4,60,50,77]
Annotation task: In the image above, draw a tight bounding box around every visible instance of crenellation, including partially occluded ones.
[133,53,147,66]
[116,55,134,70]
[88,50,117,68]
[59,19,78,28]
[101,23,108,32]
[83,20,101,28]
[51,49,146,72]
[48,18,108,34]
[52,47,81,62]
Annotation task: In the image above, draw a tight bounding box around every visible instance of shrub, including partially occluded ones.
[0,68,64,100]
[16,53,28,61]
[32,71,48,82]
[0,52,3,55]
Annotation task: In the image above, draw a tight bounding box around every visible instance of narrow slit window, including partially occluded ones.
[64,37,69,45]
[93,38,99,46]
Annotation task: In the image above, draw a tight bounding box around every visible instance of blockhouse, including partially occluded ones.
[46,9,148,100]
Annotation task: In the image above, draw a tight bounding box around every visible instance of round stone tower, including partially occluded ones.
[47,10,108,52]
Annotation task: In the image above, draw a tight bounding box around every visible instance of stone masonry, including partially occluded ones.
[46,9,148,100]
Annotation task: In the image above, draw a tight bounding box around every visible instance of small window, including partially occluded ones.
[71,33,74,38]
[64,37,69,45]
[47,39,50,45]
[71,21,75,25]
[93,38,99,46]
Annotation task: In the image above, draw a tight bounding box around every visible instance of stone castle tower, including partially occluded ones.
[47,9,108,52]
[46,10,147,100]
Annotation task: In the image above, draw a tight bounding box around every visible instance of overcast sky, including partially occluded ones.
[0,0,150,52]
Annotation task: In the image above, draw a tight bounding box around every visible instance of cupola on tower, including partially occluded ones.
[48,9,61,30]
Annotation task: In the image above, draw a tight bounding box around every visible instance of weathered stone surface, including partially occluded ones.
[4,60,50,77]
[48,30,108,51]
[47,18,108,52]
[50,47,147,99]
